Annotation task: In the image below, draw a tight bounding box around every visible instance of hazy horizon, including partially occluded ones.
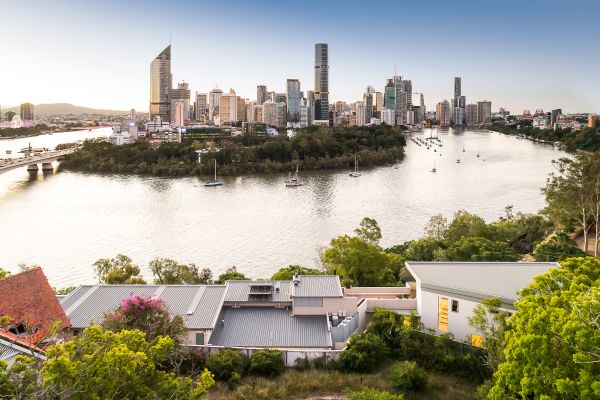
[1,0,599,114]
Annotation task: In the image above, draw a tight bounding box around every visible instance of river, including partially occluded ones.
[0,127,564,287]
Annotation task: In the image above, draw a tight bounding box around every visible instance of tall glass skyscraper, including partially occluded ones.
[314,43,329,122]
[150,45,172,122]
[286,79,301,123]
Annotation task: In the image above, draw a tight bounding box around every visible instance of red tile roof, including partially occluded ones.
[0,267,70,343]
[0,329,45,355]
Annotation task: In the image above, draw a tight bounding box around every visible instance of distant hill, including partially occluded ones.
[1,103,130,116]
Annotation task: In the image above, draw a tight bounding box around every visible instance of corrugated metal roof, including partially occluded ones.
[209,307,332,348]
[61,285,227,330]
[405,262,559,302]
[224,280,292,302]
[293,275,343,298]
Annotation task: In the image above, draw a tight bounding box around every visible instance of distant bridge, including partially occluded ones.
[0,148,78,175]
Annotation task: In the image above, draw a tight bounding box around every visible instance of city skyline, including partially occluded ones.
[1,0,599,113]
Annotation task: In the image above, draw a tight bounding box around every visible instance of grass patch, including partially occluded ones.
[211,366,477,400]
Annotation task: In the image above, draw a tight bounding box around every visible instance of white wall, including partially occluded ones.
[293,296,357,316]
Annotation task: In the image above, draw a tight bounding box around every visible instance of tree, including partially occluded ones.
[206,348,246,382]
[444,210,488,243]
[488,257,600,399]
[354,217,382,245]
[92,254,146,284]
[39,326,214,399]
[215,266,248,284]
[249,349,284,377]
[340,332,388,372]
[54,286,77,295]
[270,265,324,280]
[533,231,587,261]
[424,214,448,239]
[543,152,600,256]
[443,237,520,262]
[404,238,445,261]
[322,235,388,286]
[150,258,209,284]
[389,361,428,391]
[102,294,186,345]
[467,297,508,372]
[0,268,10,279]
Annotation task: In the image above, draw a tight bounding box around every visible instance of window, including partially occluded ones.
[451,300,459,313]
[438,297,448,331]
[195,332,205,345]
[471,334,484,348]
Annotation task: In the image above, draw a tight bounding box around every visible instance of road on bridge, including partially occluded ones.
[0,148,79,175]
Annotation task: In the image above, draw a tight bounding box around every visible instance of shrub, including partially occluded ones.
[207,348,246,381]
[389,361,427,391]
[249,349,284,377]
[293,357,311,371]
[340,332,388,372]
[347,387,405,400]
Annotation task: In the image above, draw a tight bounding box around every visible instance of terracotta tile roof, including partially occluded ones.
[0,329,45,355]
[0,267,71,343]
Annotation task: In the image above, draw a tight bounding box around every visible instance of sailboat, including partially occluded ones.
[476,146,480,158]
[204,159,223,187]
[394,158,399,169]
[431,160,437,173]
[462,145,465,153]
[285,164,304,187]
[349,155,361,177]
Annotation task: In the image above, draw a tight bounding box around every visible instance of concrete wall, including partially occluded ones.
[365,298,417,312]
[343,286,412,299]
[293,296,357,316]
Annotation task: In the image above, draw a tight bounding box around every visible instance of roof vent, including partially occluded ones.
[292,274,300,286]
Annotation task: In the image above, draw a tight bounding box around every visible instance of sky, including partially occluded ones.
[1,0,599,113]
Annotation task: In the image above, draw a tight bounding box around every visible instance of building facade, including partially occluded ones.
[256,85,268,105]
[209,88,223,125]
[436,100,451,127]
[465,104,478,126]
[453,107,464,126]
[286,79,301,123]
[150,45,172,122]
[194,93,208,122]
[314,43,329,123]
[477,101,492,125]
[170,82,190,124]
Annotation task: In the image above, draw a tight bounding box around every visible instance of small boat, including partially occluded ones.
[456,159,461,163]
[285,164,304,187]
[431,160,437,173]
[476,146,480,158]
[349,155,361,177]
[5,150,11,155]
[462,145,465,153]
[205,159,223,187]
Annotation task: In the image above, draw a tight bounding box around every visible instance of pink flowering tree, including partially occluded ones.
[102,294,186,345]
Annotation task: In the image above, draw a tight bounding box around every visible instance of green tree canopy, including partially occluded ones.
[467,297,508,372]
[0,326,214,399]
[533,231,587,261]
[354,217,382,245]
[215,266,248,284]
[403,238,445,261]
[443,236,520,262]
[444,210,489,243]
[488,257,600,399]
[0,268,10,280]
[92,254,146,284]
[149,258,212,284]
[270,265,324,280]
[322,235,388,286]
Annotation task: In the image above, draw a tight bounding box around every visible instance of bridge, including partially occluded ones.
[0,148,78,175]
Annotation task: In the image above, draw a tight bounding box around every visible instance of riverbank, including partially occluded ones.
[491,121,600,152]
[59,126,407,177]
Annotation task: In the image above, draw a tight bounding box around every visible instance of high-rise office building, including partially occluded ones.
[402,80,412,107]
[220,89,243,125]
[384,79,395,110]
[372,91,384,116]
[209,88,223,124]
[194,93,208,121]
[381,108,395,125]
[257,85,268,105]
[436,100,451,127]
[363,86,375,122]
[273,93,286,104]
[465,104,478,126]
[306,90,315,122]
[277,102,287,127]
[20,103,34,121]
[286,79,301,123]
[477,101,492,124]
[300,98,312,127]
[355,101,366,126]
[262,100,278,127]
[453,107,464,126]
[170,82,190,124]
[454,77,461,107]
[237,97,246,123]
[174,101,186,127]
[150,45,172,122]
[314,43,329,123]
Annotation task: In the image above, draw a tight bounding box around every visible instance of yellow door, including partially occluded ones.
[438,297,448,331]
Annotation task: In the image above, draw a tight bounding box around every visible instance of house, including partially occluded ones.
[0,330,46,366]
[61,275,409,351]
[0,267,71,345]
[405,261,558,346]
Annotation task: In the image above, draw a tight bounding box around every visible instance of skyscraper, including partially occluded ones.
[170,82,190,124]
[20,103,34,121]
[436,100,451,127]
[384,79,395,110]
[363,86,375,123]
[286,79,301,123]
[194,92,208,121]
[314,43,329,123]
[454,77,461,108]
[209,88,223,124]
[220,89,238,125]
[257,85,268,105]
[477,101,492,124]
[465,104,478,126]
[150,45,172,122]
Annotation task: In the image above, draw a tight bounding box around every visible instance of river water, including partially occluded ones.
[0,128,564,287]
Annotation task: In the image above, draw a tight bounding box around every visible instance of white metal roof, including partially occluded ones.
[405,261,559,303]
